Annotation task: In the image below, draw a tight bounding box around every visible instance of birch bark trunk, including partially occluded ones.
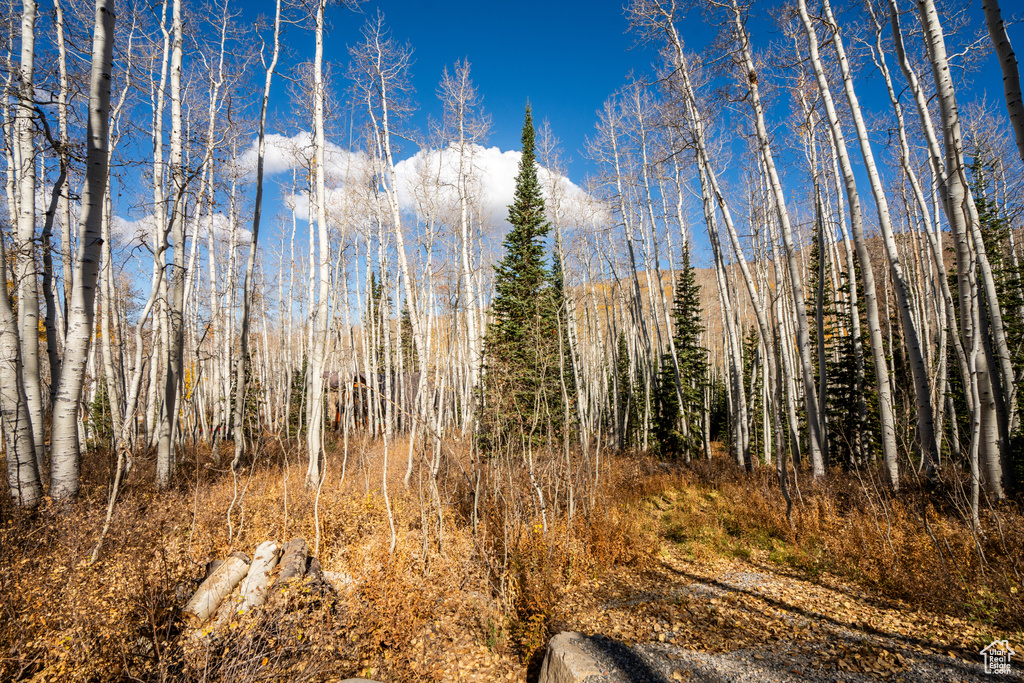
[982,0,1024,165]
[914,0,1007,495]
[866,3,970,463]
[796,0,900,485]
[15,0,44,464]
[697,161,750,469]
[55,0,72,331]
[814,0,937,477]
[49,0,116,499]
[306,0,330,486]
[156,0,186,487]
[0,229,41,506]
[232,0,281,467]
[727,0,824,476]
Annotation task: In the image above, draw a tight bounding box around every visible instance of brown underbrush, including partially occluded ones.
[655,460,1024,639]
[0,437,654,682]
[1,438,1021,682]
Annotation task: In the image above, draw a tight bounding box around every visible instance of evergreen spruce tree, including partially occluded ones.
[652,243,708,460]
[653,354,683,458]
[832,261,880,468]
[400,307,417,373]
[288,356,308,438]
[89,375,113,451]
[800,232,882,469]
[743,327,764,464]
[805,235,836,467]
[615,331,635,450]
[230,354,263,439]
[550,235,577,437]
[671,244,709,460]
[480,105,565,448]
[366,272,390,376]
[708,371,730,447]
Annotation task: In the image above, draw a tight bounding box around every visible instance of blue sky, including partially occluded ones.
[259,0,663,174]
[243,0,1024,204]
[106,0,1024,278]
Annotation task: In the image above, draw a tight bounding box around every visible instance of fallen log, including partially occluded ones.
[239,541,280,612]
[302,556,337,597]
[183,551,251,623]
[277,537,309,583]
[305,556,325,585]
[205,559,223,578]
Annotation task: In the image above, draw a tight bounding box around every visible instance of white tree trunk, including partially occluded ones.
[156,0,186,488]
[238,541,280,612]
[306,0,330,486]
[233,0,281,467]
[49,0,115,499]
[983,0,1024,165]
[914,0,1007,496]
[728,0,824,476]
[16,0,44,465]
[0,233,42,507]
[796,0,900,485]
[815,0,936,478]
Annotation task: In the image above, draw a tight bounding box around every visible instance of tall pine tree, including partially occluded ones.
[614,331,636,451]
[672,244,709,461]
[480,105,567,448]
[653,243,708,461]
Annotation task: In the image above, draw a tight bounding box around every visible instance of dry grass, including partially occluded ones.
[654,460,1024,637]
[1,438,1021,682]
[0,436,654,682]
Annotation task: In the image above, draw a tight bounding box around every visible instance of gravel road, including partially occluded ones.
[561,630,1021,683]
[544,564,1023,683]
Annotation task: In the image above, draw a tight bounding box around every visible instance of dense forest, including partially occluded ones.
[1,0,1023,680]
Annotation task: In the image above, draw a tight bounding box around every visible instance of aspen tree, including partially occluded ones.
[697,161,750,469]
[232,0,282,467]
[438,61,487,430]
[50,0,116,499]
[810,0,937,477]
[97,51,137,468]
[909,0,1008,497]
[54,0,73,330]
[304,0,328,482]
[351,14,430,386]
[982,0,1024,166]
[593,100,652,444]
[795,0,901,485]
[0,217,41,506]
[864,0,970,460]
[724,0,825,476]
[156,0,186,488]
[15,0,44,464]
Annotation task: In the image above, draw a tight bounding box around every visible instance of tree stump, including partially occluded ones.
[239,541,280,612]
[277,537,309,583]
[183,551,251,624]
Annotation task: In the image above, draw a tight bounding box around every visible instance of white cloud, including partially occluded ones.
[394,143,595,226]
[285,185,374,233]
[110,215,156,246]
[228,131,371,184]
[231,133,598,232]
[111,213,252,248]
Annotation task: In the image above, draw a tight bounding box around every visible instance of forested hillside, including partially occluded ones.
[1,0,1023,680]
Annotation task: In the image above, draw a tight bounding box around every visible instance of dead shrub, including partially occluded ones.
[3,438,1020,682]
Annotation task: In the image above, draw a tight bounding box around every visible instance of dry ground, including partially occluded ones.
[1,438,1022,682]
[547,486,1024,681]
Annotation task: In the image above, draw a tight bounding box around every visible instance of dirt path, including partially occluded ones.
[403,487,1020,682]
[544,502,1023,681]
